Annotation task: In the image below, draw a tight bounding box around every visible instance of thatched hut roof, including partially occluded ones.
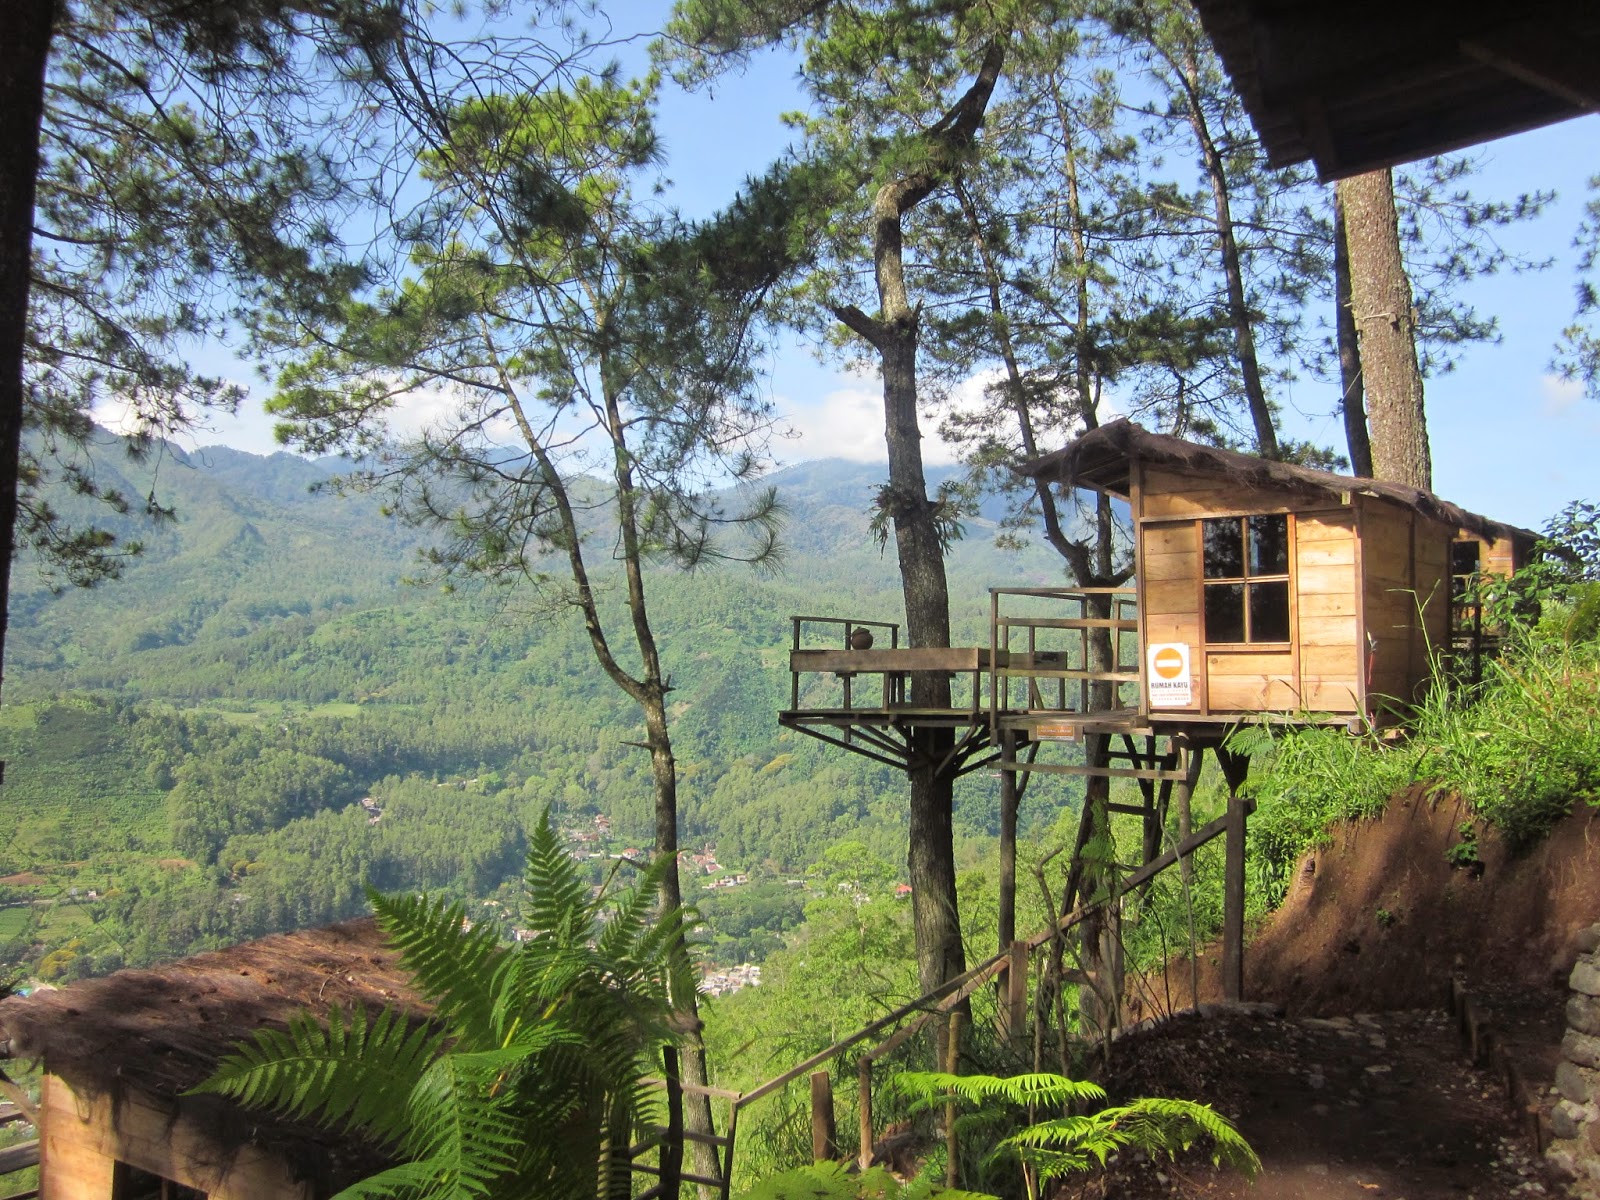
[0,918,425,1191]
[1018,419,1537,547]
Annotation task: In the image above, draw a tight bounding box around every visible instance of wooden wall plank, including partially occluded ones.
[1142,550,1199,583]
[1143,579,1196,615]
[1297,592,1358,618]
[1205,651,1295,677]
[1295,511,1357,542]
[1142,523,1198,556]
[1296,541,1357,569]
[39,1077,312,1200]
[1300,643,1358,675]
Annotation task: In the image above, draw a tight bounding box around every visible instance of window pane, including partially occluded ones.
[1248,515,1289,575]
[1202,518,1243,578]
[1204,582,1245,642]
[1248,580,1291,642]
[1451,541,1481,576]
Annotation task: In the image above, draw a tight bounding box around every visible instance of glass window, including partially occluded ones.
[1204,582,1246,643]
[1201,515,1291,644]
[1249,515,1289,574]
[1202,519,1244,578]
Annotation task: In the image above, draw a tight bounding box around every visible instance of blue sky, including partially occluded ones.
[160,1,1600,533]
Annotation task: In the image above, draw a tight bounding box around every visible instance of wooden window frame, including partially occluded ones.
[1200,514,1293,648]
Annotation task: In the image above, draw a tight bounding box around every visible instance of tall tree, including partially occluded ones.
[4,0,397,707]
[1110,0,1323,457]
[1337,169,1430,488]
[0,0,55,707]
[265,51,780,1172]
[1559,175,1600,398]
[665,0,1020,995]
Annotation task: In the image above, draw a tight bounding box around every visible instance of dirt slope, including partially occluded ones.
[1081,795,1600,1200]
[1237,792,1600,1015]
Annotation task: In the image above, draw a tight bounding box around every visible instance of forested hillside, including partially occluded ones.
[0,434,1086,979]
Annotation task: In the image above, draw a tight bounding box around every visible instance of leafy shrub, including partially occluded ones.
[1239,636,1600,902]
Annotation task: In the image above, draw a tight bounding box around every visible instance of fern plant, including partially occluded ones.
[888,1070,1259,1200]
[737,1161,992,1200]
[193,809,697,1200]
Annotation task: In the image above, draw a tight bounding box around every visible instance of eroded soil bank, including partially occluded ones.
[1078,796,1600,1199]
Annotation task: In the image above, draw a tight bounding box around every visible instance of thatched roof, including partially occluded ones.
[1187,0,1598,181]
[0,919,424,1190]
[1018,419,1536,546]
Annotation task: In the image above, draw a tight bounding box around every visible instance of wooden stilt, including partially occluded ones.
[810,1071,836,1162]
[857,1058,873,1170]
[998,729,1018,952]
[1002,939,1028,1041]
[1174,741,1204,1009]
[944,1011,963,1188]
[1222,792,1248,1002]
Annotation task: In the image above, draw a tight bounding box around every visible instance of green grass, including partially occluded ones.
[0,910,31,939]
[1240,627,1600,905]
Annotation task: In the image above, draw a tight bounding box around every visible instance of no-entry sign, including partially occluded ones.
[1146,642,1192,708]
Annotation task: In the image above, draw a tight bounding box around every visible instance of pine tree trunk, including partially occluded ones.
[880,323,965,997]
[642,694,720,1190]
[1333,189,1374,477]
[0,0,55,704]
[1181,56,1277,458]
[1338,169,1430,490]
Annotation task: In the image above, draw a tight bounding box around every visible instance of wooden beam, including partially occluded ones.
[791,647,1000,673]
[1460,30,1600,110]
[0,1142,38,1175]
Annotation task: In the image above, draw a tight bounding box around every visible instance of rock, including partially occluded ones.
[1568,1029,1600,1070]
[1557,1061,1599,1104]
[1573,995,1600,1038]
[1552,1100,1588,1141]
[1547,1141,1580,1180]
[1303,1016,1354,1032]
[1575,925,1600,956]
[1197,1000,1284,1019]
[1573,959,1600,998]
[1589,1116,1600,1155]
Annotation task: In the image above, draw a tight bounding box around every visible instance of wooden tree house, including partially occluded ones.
[782,420,1537,1004]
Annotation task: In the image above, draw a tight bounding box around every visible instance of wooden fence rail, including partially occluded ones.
[632,797,1250,1194]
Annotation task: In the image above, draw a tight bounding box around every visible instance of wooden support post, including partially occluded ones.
[1174,742,1203,1009]
[998,730,1018,954]
[810,1070,837,1163]
[858,1058,873,1170]
[661,1045,684,1197]
[1222,793,1249,1002]
[1002,940,1028,1042]
[944,1011,963,1189]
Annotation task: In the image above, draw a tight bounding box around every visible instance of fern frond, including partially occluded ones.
[371,888,506,1047]
[194,1005,443,1149]
[401,1053,526,1197]
[735,1161,996,1200]
[1104,1098,1260,1175]
[522,809,596,941]
[888,1070,1106,1112]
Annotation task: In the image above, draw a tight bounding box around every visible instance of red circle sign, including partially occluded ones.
[1153,647,1185,679]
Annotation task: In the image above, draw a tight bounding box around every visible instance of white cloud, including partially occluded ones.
[779,374,965,467]
[1541,373,1585,417]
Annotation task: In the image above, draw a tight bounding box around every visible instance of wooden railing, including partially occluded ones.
[0,1098,39,1200]
[988,587,1140,724]
[632,802,1246,1191]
